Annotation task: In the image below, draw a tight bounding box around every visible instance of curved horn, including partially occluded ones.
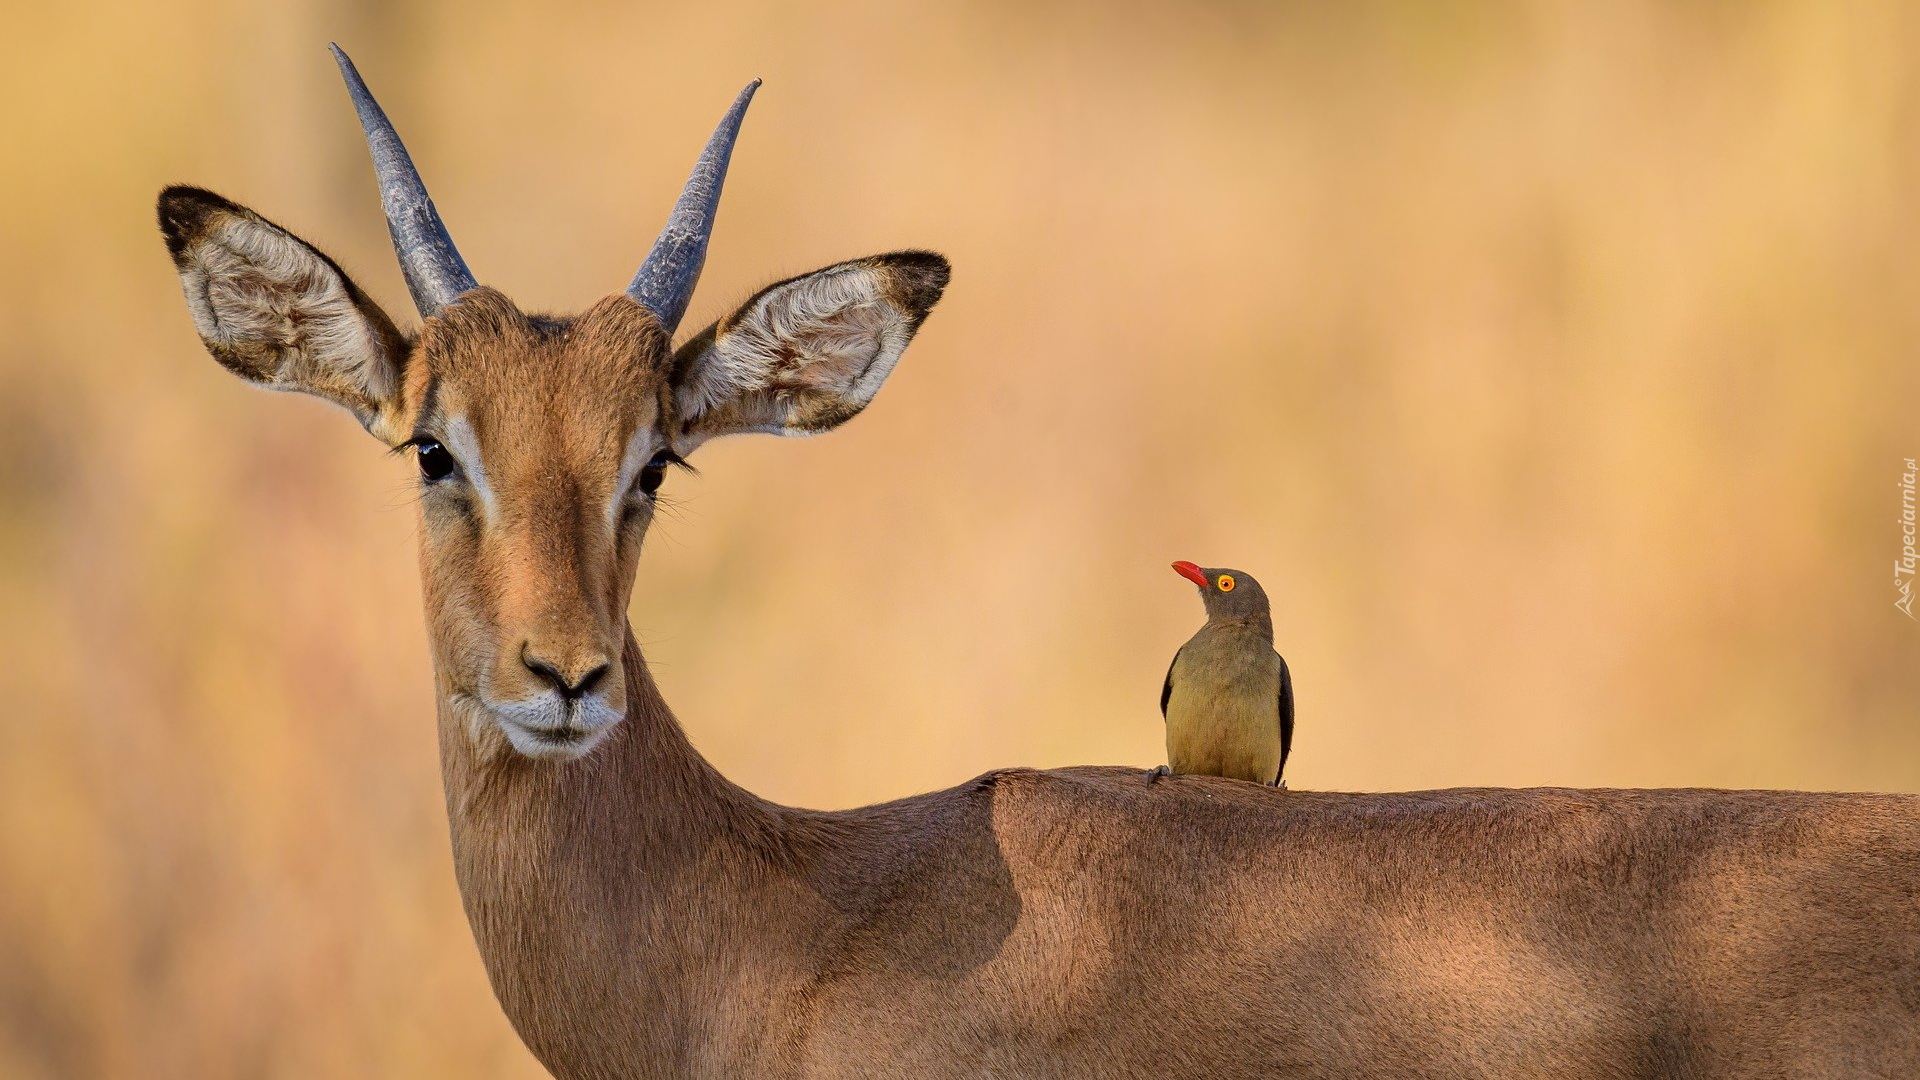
[329,44,477,318]
[626,80,760,333]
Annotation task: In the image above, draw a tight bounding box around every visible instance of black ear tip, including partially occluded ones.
[157,184,232,217]
[887,249,950,279]
[156,186,238,255]
[878,250,951,315]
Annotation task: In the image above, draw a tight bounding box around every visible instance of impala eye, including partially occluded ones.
[636,450,675,498]
[414,440,455,482]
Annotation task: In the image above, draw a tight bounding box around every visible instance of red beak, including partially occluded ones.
[1172,561,1209,588]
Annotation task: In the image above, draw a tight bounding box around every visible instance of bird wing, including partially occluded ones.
[1160,647,1181,719]
[1275,652,1295,785]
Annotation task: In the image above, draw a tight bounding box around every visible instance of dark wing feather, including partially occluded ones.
[1275,652,1295,785]
[1160,648,1181,719]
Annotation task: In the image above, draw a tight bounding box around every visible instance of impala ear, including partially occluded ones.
[158,186,412,444]
[667,251,949,445]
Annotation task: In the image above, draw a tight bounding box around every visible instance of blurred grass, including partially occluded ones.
[4,0,1920,1075]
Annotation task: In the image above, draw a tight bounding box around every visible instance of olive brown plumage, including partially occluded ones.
[1156,561,1294,786]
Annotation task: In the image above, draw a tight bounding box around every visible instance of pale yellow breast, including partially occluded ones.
[1165,624,1282,784]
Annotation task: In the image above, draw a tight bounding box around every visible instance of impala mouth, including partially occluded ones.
[476,687,626,760]
[495,710,621,759]
[518,723,586,745]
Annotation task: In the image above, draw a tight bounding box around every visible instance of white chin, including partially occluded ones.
[491,697,624,760]
[498,721,614,760]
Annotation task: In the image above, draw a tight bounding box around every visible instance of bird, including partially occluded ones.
[1150,562,1294,788]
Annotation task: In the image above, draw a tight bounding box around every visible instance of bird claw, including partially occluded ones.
[1145,765,1173,786]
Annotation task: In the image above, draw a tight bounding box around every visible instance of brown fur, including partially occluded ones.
[411,289,665,726]
[158,184,1920,1078]
[458,660,1920,1079]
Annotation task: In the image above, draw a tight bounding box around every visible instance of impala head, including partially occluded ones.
[158,47,948,760]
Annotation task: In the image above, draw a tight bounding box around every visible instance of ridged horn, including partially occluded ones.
[329,44,477,318]
[626,80,760,333]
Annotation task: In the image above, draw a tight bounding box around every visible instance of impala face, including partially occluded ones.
[159,51,947,760]
[407,292,668,757]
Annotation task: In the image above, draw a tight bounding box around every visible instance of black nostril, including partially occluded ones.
[523,655,567,695]
[523,652,610,701]
[572,662,610,698]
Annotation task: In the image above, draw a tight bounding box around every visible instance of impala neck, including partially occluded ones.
[437,628,771,841]
[434,627,793,1071]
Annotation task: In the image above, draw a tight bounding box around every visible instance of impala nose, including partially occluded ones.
[520,645,611,701]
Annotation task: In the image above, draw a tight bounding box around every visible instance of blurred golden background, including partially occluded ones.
[4,0,1919,1075]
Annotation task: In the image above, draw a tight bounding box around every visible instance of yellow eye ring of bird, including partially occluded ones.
[1216,574,1236,592]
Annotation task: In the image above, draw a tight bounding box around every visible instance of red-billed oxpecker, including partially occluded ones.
[1151,562,1295,787]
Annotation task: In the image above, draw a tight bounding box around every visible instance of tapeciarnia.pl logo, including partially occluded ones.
[1899,458,1917,619]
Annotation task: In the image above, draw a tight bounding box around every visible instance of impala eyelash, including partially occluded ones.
[654,449,698,475]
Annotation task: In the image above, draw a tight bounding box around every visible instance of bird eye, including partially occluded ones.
[415,440,455,482]
[1217,574,1235,592]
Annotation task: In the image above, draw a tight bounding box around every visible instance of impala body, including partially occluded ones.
[158,48,1920,1080]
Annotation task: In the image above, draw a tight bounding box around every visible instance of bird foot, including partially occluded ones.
[1272,778,1288,791]
[1145,765,1173,786]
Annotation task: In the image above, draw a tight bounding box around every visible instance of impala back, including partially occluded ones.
[786,773,1920,1078]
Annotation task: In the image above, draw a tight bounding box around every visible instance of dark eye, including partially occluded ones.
[415,440,455,482]
[637,452,671,498]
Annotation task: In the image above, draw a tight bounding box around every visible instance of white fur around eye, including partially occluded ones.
[440,416,496,522]
[608,427,659,525]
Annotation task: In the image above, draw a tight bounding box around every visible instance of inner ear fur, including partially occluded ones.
[158,186,412,442]
[668,251,949,443]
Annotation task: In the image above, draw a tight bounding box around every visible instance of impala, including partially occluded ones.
[157,46,1920,1080]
